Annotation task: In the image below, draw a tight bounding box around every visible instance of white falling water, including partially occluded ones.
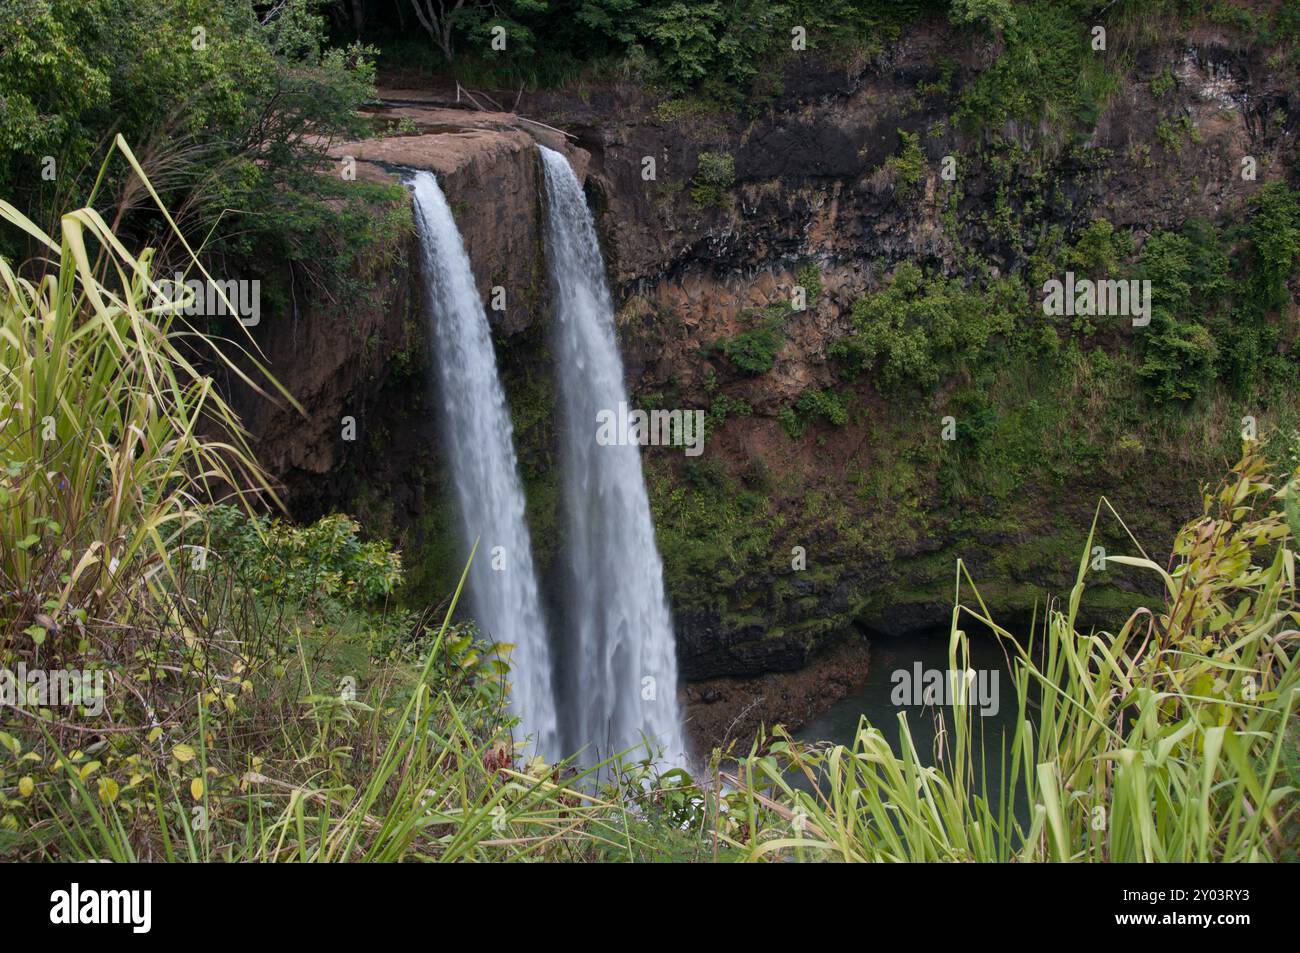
[538,145,687,768]
[410,171,559,760]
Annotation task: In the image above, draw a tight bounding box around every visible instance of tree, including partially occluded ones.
[948,0,1017,33]
[410,0,472,62]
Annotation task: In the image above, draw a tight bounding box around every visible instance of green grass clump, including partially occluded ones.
[725,451,1300,862]
[0,136,287,630]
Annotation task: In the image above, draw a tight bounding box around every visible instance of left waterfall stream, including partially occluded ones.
[409,170,560,760]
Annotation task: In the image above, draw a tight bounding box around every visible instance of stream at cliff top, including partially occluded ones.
[797,628,1029,816]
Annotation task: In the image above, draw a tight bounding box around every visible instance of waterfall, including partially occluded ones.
[410,171,559,760]
[538,145,687,768]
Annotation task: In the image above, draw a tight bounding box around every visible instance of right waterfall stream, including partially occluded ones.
[538,145,687,769]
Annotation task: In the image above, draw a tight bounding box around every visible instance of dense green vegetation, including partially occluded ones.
[2,194,1294,860]
[0,0,396,291]
[383,0,937,93]
[690,150,736,207]
[738,454,1299,861]
[819,186,1300,406]
[714,304,788,375]
[829,262,1021,392]
[648,166,1300,630]
[3,0,1299,864]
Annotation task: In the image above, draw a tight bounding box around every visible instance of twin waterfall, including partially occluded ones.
[411,153,686,768]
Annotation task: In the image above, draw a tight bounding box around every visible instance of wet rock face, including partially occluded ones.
[681,636,872,753]
[230,100,589,513]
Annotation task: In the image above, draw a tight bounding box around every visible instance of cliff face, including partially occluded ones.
[229,105,588,539]
[529,26,1291,682]
[235,22,1297,702]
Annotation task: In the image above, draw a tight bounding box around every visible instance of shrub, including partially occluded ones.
[949,0,1017,33]
[203,507,402,608]
[830,263,1018,392]
[778,387,849,441]
[715,307,785,375]
[637,1,724,89]
[691,151,736,208]
[1156,115,1200,152]
[1134,230,1220,403]
[1138,313,1218,403]
[1070,219,1132,274]
[957,1,1118,136]
[795,388,849,427]
[881,130,925,193]
[1150,67,1175,98]
[706,393,752,436]
[1246,183,1300,314]
[795,262,823,306]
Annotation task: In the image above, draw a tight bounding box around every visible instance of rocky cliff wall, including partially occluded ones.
[233,21,1298,708]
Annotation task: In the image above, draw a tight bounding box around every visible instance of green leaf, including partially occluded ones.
[1284,486,1300,544]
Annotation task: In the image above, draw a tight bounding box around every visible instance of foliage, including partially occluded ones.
[381,0,927,98]
[202,507,402,608]
[0,137,285,647]
[830,263,1019,392]
[778,404,804,440]
[1246,183,1300,315]
[715,306,786,375]
[956,1,1119,139]
[727,451,1300,861]
[881,129,925,193]
[1138,313,1218,404]
[795,262,822,306]
[690,150,736,208]
[1150,67,1175,98]
[1155,114,1201,153]
[781,387,849,439]
[650,461,776,610]
[637,2,725,89]
[948,0,1016,32]
[1070,219,1133,274]
[706,392,753,437]
[0,0,378,282]
[0,547,715,861]
[1135,230,1219,403]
